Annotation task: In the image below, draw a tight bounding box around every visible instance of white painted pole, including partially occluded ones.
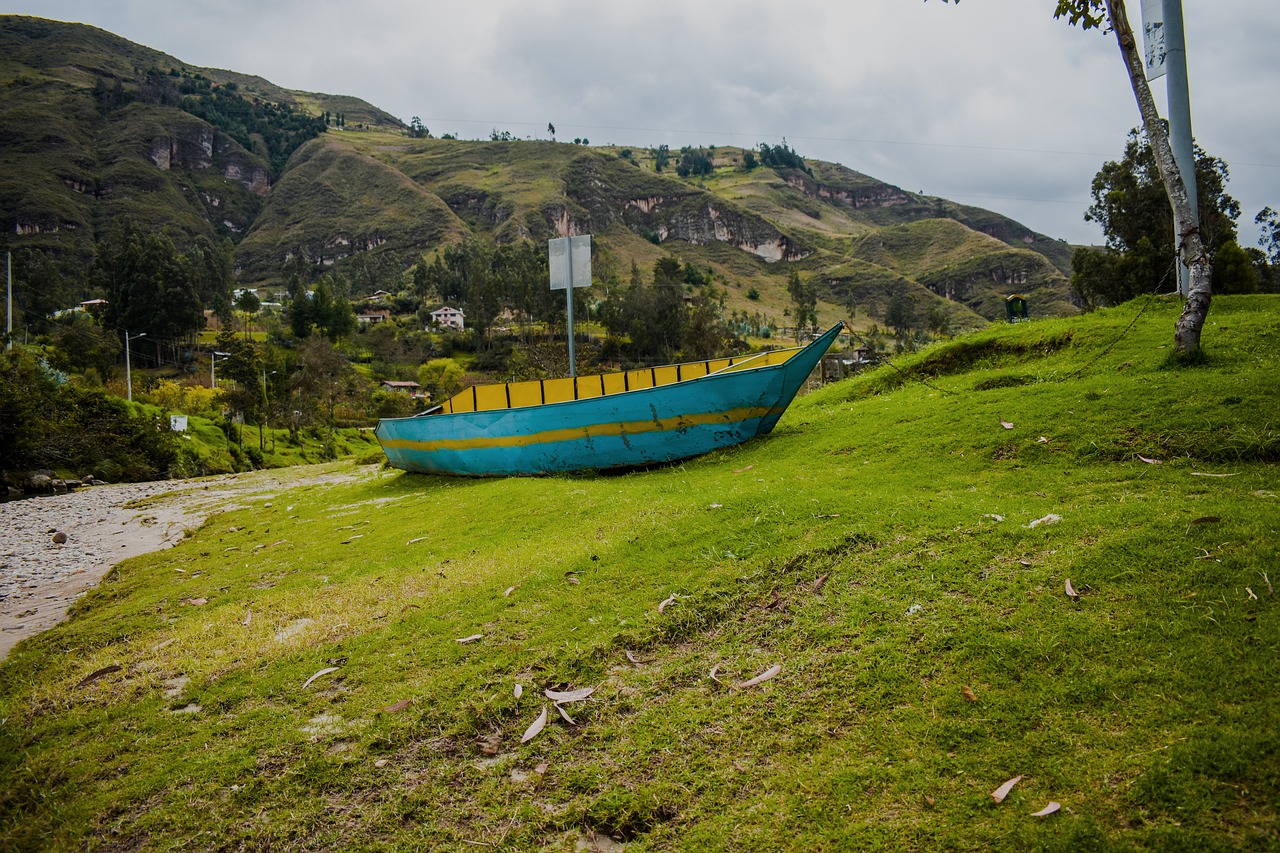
[1163,0,1197,297]
[566,239,576,378]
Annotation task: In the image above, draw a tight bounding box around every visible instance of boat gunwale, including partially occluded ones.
[382,331,837,426]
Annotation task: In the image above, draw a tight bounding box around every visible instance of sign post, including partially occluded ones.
[548,234,591,377]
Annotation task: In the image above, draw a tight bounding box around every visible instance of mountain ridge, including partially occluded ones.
[1,15,1080,331]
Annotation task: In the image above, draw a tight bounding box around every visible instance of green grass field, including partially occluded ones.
[1,296,1276,851]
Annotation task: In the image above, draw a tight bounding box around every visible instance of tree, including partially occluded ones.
[1085,129,1238,257]
[418,357,465,402]
[409,116,428,138]
[884,293,915,340]
[1071,130,1239,307]
[653,144,670,173]
[934,0,1213,352]
[547,122,556,140]
[1055,0,1213,352]
[1257,207,1280,266]
[235,288,261,339]
[786,270,818,341]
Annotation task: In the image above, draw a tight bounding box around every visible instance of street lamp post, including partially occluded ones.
[125,331,146,401]
[211,351,230,389]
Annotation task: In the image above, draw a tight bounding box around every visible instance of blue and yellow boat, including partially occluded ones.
[375,322,843,476]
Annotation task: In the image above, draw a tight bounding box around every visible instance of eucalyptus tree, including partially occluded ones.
[933,0,1214,352]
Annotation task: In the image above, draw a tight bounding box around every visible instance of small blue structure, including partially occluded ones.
[1006,294,1029,323]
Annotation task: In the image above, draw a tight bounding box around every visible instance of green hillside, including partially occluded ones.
[1,15,1080,334]
[1,295,1276,850]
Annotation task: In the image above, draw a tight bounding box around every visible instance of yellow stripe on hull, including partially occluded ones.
[380,404,784,454]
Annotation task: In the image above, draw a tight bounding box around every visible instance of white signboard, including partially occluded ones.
[548,235,591,290]
[169,415,188,432]
[1141,0,1167,81]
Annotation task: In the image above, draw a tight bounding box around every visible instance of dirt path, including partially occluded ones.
[0,464,376,661]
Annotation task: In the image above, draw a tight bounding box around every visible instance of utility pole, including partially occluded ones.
[1162,0,1197,298]
[125,331,146,401]
[1144,0,1198,297]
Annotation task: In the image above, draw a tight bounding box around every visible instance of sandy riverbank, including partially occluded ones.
[0,464,376,661]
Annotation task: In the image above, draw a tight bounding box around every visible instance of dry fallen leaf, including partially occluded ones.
[1138,455,1163,465]
[520,707,548,743]
[658,593,678,613]
[514,683,523,699]
[75,664,122,689]
[625,649,644,664]
[1026,513,1062,529]
[406,536,428,545]
[534,761,548,777]
[924,795,936,807]
[566,577,580,585]
[381,698,412,713]
[709,664,723,684]
[1030,801,1061,817]
[302,666,339,689]
[241,610,252,627]
[545,686,595,703]
[812,573,830,593]
[554,703,576,725]
[187,597,208,606]
[340,534,363,545]
[733,664,781,689]
[961,685,978,702]
[1037,436,1050,444]
[733,465,754,474]
[1187,516,1222,530]
[1065,578,1079,600]
[504,586,517,597]
[455,634,483,644]
[1000,419,1015,430]
[991,775,1024,803]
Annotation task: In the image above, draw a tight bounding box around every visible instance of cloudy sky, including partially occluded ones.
[7,0,1279,247]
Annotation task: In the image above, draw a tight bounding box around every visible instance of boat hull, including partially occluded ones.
[375,324,841,476]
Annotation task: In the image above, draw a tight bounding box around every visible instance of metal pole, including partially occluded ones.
[1163,0,1197,297]
[566,239,576,378]
[125,331,145,402]
[5,251,11,352]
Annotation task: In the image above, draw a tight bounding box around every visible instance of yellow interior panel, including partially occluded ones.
[543,377,576,404]
[652,365,679,386]
[439,344,807,415]
[508,380,543,409]
[602,373,628,395]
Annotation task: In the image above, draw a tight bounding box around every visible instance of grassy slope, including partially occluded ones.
[1,296,1276,851]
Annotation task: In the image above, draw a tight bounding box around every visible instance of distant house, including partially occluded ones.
[430,306,465,330]
[381,380,429,401]
[357,308,391,324]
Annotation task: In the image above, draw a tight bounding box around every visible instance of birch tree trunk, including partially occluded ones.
[1105,0,1211,351]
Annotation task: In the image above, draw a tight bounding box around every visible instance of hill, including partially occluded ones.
[1,15,1079,334]
[0,294,1275,850]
